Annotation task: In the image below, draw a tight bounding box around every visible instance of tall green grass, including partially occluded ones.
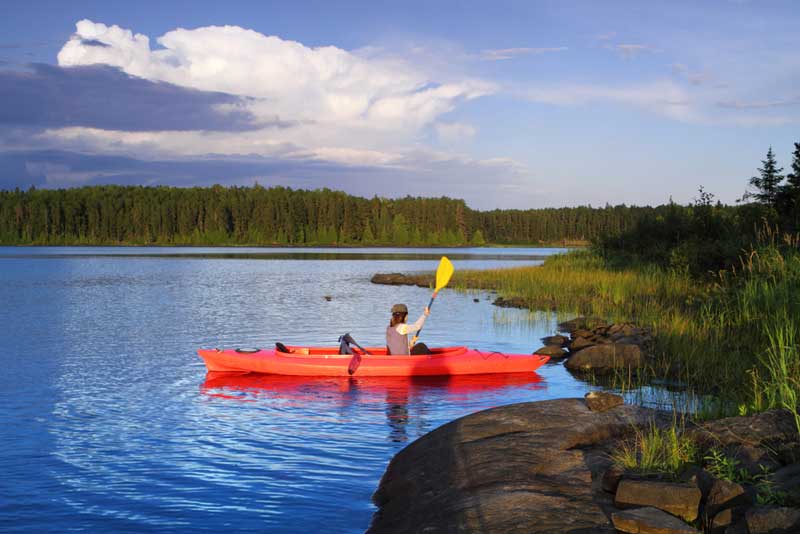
[454,233,800,425]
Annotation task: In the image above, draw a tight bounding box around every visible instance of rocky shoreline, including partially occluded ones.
[368,396,800,533]
[369,272,800,532]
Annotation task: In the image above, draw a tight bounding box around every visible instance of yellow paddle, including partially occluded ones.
[411,256,454,346]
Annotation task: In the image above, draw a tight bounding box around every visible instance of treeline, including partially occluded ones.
[0,184,664,246]
[597,142,800,276]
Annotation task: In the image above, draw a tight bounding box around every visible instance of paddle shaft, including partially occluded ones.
[411,291,438,345]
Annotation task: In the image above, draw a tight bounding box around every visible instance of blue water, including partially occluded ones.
[0,247,593,533]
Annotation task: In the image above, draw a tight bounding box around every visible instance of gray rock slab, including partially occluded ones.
[368,398,655,534]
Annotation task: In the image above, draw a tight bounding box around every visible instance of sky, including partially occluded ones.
[0,0,798,209]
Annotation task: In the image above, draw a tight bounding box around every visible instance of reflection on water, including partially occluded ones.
[201,372,547,444]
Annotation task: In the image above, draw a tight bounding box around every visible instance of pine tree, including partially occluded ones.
[780,142,800,226]
[747,147,784,208]
[471,228,486,246]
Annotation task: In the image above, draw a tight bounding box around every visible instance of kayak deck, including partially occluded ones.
[197,346,549,377]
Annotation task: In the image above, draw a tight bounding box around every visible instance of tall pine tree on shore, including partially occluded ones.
[781,142,800,228]
[747,147,784,208]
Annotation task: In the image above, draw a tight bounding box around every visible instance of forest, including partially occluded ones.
[0,183,682,246]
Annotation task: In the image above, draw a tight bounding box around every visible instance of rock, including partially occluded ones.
[585,391,624,412]
[492,295,528,309]
[612,507,699,534]
[745,505,800,533]
[369,398,656,534]
[472,298,479,302]
[772,463,800,506]
[693,409,799,450]
[370,273,432,287]
[724,444,781,477]
[533,345,566,359]
[602,464,625,494]
[569,337,595,352]
[323,295,332,301]
[541,335,568,346]
[558,316,608,333]
[565,344,644,375]
[705,478,748,518]
[615,479,702,521]
[571,328,594,340]
[709,507,734,534]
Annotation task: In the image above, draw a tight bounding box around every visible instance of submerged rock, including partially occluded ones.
[368,398,655,533]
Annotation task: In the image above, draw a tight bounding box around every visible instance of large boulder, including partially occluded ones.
[368,398,655,534]
[565,344,644,374]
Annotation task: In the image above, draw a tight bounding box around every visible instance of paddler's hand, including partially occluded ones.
[424,306,430,316]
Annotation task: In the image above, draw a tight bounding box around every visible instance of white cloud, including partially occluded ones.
[57,20,492,135]
[479,47,567,61]
[434,122,477,142]
[522,81,696,121]
[609,43,658,59]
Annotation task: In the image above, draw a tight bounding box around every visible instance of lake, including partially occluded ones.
[0,246,598,533]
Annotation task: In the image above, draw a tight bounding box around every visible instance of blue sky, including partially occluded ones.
[0,0,798,209]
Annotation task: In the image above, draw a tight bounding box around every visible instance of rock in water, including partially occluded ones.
[565,343,643,374]
[585,391,624,412]
[533,345,566,358]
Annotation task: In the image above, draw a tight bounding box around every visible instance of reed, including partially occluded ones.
[454,235,800,425]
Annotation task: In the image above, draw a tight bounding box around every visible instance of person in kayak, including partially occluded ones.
[387,303,430,355]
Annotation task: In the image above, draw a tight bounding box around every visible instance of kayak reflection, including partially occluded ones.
[201,372,546,443]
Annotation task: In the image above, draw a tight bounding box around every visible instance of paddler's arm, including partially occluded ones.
[396,307,430,335]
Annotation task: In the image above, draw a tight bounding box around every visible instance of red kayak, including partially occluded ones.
[197,346,549,377]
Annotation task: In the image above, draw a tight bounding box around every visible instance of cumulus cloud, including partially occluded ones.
[0,63,265,131]
[57,20,492,134]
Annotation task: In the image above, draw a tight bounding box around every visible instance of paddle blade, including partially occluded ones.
[347,352,362,375]
[435,256,454,291]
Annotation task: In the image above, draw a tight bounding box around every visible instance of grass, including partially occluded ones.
[452,232,800,428]
[612,418,698,477]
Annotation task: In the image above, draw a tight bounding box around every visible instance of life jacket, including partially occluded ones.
[386,325,409,355]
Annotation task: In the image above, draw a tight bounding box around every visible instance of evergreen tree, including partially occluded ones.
[780,142,800,227]
[747,147,784,208]
[471,228,486,246]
